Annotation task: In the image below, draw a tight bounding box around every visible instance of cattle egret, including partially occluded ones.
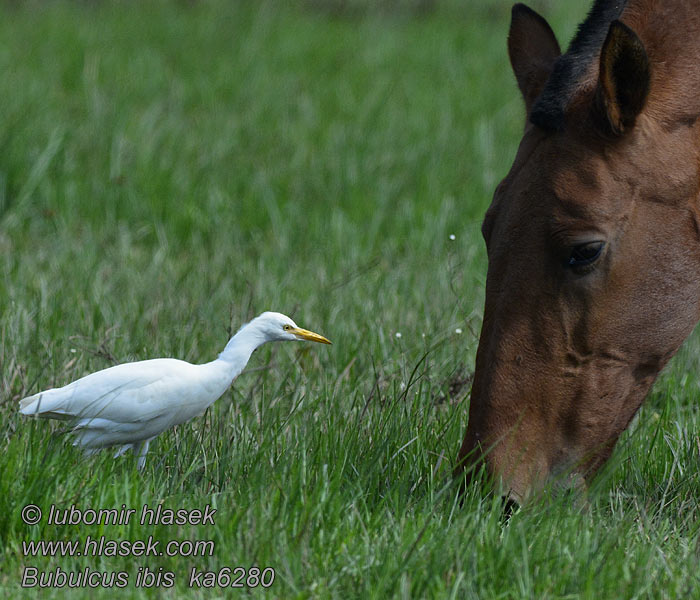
[19,311,331,469]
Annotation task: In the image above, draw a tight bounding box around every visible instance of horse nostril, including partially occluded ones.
[501,496,520,521]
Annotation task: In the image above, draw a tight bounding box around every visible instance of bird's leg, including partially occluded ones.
[113,444,131,459]
[134,439,151,470]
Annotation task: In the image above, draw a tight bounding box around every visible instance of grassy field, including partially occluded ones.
[2,1,700,598]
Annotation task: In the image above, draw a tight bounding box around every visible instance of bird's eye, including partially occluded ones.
[567,241,605,269]
[283,324,292,331]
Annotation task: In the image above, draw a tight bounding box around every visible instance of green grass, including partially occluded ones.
[1,1,700,598]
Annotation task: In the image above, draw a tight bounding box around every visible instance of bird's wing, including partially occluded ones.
[20,359,217,425]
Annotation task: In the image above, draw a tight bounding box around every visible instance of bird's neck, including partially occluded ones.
[216,321,269,378]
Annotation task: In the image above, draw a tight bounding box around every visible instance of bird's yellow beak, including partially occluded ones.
[290,327,332,345]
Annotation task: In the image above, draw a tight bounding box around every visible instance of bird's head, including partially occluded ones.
[255,312,332,344]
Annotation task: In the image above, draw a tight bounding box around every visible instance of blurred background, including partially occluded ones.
[0,0,588,374]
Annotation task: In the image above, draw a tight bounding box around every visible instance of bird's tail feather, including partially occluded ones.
[19,393,41,412]
[19,392,74,420]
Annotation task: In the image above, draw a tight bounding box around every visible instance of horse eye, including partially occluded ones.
[567,242,605,268]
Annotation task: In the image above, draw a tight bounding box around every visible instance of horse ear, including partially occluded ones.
[595,20,650,135]
[508,3,561,113]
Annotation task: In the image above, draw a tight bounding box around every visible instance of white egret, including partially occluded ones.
[19,311,331,469]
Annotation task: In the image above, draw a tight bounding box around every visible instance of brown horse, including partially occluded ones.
[456,0,700,503]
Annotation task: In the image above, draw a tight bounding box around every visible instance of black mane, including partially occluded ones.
[530,0,629,131]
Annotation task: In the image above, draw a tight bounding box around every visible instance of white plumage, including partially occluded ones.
[19,311,330,468]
